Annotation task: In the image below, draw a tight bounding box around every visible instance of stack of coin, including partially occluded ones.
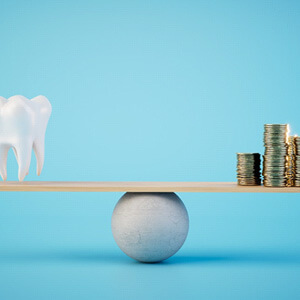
[286,136,296,187]
[295,136,300,187]
[263,124,288,187]
[237,153,261,186]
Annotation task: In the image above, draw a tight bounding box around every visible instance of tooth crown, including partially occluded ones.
[0,95,52,181]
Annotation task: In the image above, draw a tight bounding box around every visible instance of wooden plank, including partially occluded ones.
[0,181,300,192]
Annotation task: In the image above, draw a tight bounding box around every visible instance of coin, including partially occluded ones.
[285,136,296,187]
[295,151,300,186]
[295,137,300,156]
[263,124,288,187]
[236,153,261,186]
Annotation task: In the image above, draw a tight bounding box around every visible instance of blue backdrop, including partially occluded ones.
[1,0,300,299]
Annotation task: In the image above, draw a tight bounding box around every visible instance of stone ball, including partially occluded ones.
[111,192,189,263]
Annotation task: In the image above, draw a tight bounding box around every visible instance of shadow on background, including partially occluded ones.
[169,251,300,265]
[0,249,126,264]
[0,248,300,265]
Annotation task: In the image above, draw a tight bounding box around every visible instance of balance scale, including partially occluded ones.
[1,181,299,263]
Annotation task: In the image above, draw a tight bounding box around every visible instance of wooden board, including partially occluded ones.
[0,181,300,192]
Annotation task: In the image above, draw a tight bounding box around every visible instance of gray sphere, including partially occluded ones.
[111,192,189,263]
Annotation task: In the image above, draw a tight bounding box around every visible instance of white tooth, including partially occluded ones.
[0,95,52,181]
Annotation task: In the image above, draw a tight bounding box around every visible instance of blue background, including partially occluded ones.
[1,0,300,299]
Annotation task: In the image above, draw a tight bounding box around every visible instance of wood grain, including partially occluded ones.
[0,181,300,192]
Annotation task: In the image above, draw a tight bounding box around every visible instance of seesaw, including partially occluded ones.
[1,181,300,192]
[1,181,299,263]
[1,97,299,263]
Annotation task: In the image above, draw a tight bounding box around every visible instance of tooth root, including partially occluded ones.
[33,139,45,176]
[0,145,10,181]
[13,148,18,164]
[13,142,32,182]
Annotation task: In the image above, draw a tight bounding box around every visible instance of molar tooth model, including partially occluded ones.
[0,95,52,181]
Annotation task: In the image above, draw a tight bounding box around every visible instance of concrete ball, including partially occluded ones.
[111,192,189,263]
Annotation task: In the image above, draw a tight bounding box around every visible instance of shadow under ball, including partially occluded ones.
[111,192,189,263]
